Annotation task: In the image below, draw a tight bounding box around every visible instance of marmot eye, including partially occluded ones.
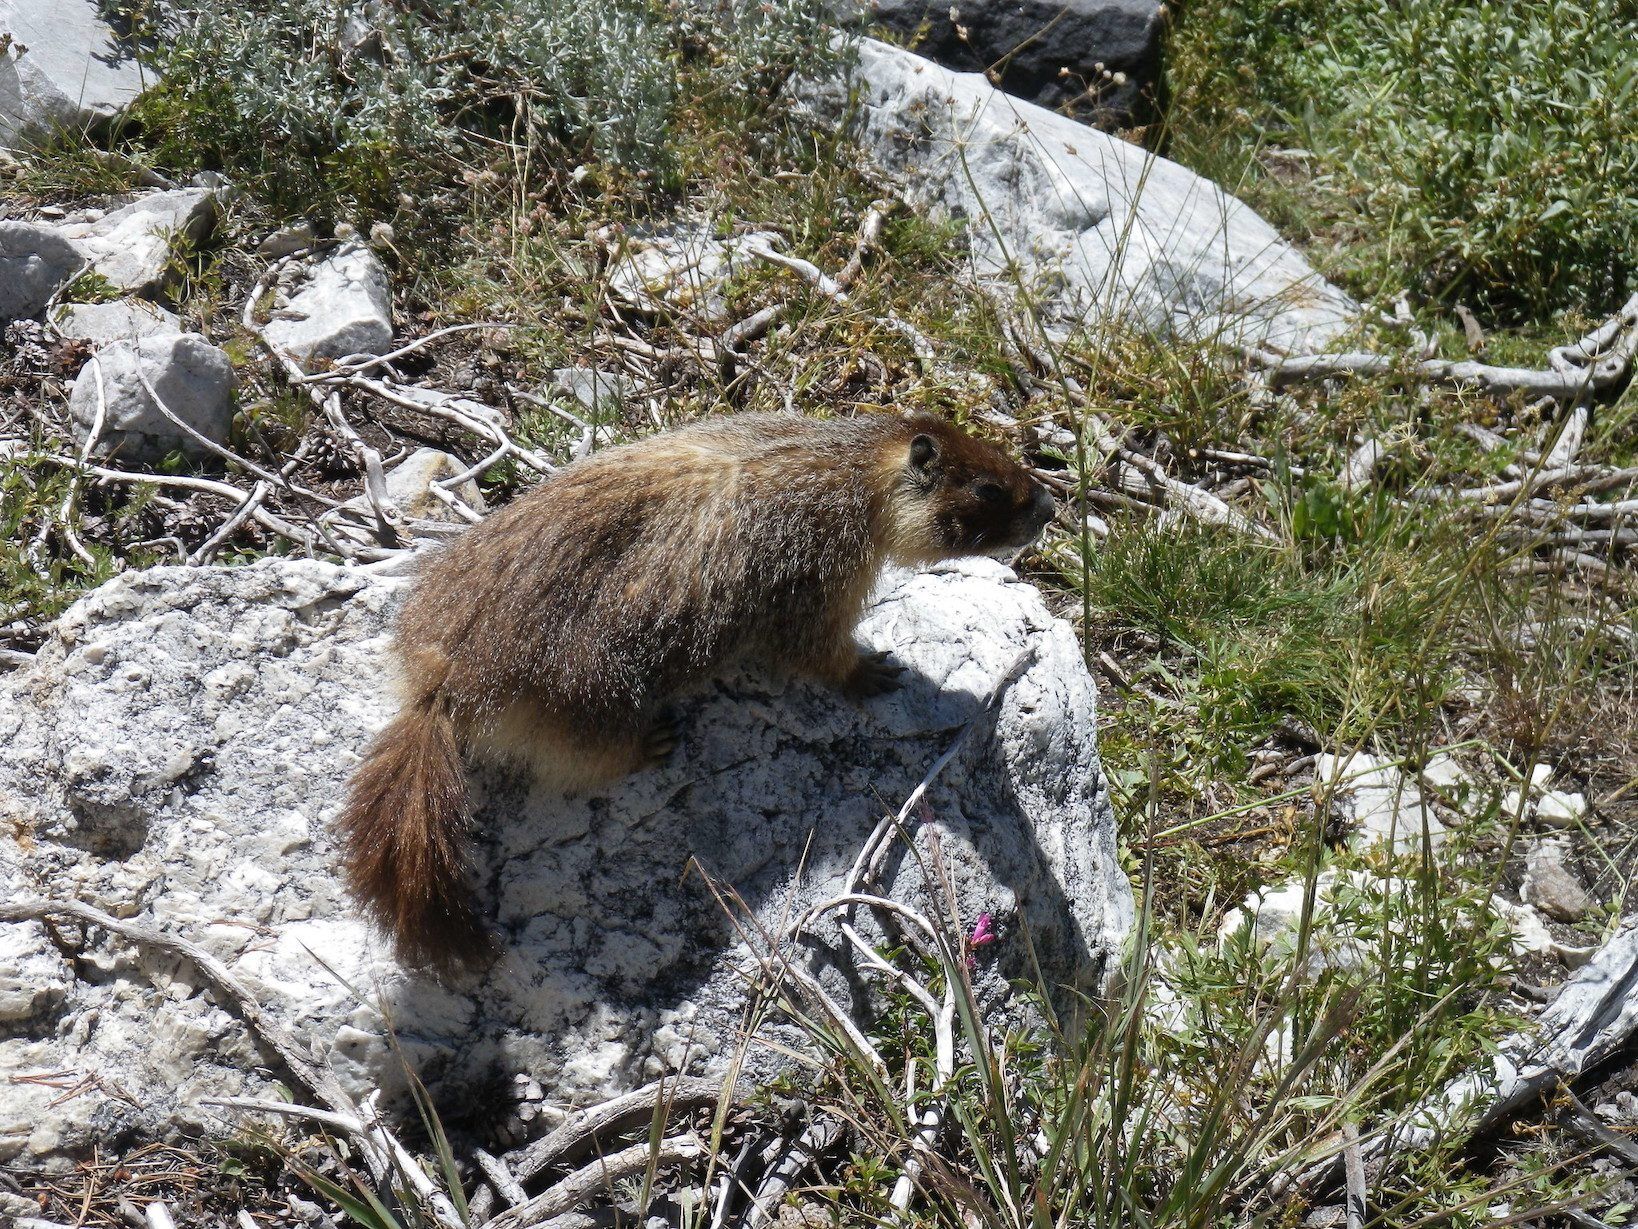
[974,482,1008,506]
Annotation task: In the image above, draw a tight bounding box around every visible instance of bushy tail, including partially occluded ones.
[337,697,498,971]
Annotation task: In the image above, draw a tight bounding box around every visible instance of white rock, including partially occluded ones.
[0,0,149,152]
[0,922,71,1023]
[606,228,783,326]
[1492,896,1557,959]
[257,221,318,259]
[0,555,1131,1165]
[803,39,1357,350]
[1217,869,1387,979]
[67,333,237,465]
[262,242,393,363]
[1314,752,1444,853]
[1535,790,1586,828]
[1347,784,1446,854]
[57,188,218,294]
[1313,751,1397,791]
[1419,751,1472,793]
[52,298,181,344]
[0,219,84,319]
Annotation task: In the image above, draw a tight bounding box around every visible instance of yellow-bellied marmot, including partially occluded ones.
[338,410,1055,969]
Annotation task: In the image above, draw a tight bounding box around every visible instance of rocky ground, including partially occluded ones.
[3,1,1637,1227]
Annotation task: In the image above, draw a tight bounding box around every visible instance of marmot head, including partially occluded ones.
[888,415,1056,563]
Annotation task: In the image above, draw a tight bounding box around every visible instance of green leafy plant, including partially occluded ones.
[1169,0,1638,317]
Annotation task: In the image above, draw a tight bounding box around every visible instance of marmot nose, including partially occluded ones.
[1029,485,1056,528]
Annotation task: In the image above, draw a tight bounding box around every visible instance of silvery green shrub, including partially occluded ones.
[137,0,836,213]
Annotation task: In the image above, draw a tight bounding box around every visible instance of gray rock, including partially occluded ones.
[0,219,84,319]
[52,298,181,344]
[58,188,219,294]
[803,39,1357,351]
[67,333,237,465]
[257,221,318,259]
[263,242,393,364]
[550,366,632,417]
[1523,842,1594,923]
[866,0,1164,127]
[0,555,1130,1165]
[0,0,149,152]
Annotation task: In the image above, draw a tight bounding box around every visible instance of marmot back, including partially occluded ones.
[338,411,1056,969]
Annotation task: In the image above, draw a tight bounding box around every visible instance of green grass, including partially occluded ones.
[1167,0,1638,320]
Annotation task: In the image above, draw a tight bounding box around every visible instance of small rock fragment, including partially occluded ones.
[262,242,393,363]
[0,220,85,320]
[52,299,182,344]
[256,221,318,259]
[67,333,238,465]
[1535,790,1587,828]
[1522,843,1594,923]
[550,367,631,417]
[323,447,487,546]
[605,227,783,326]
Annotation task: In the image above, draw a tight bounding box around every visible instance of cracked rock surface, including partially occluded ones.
[0,555,1130,1166]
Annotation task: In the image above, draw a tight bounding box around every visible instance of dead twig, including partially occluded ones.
[487,1136,706,1229]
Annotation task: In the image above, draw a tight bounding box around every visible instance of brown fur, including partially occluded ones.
[336,411,1054,970]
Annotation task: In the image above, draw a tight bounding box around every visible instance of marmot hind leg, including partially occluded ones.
[475,702,680,791]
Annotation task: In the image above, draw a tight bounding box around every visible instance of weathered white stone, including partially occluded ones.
[1218,868,1387,979]
[257,221,319,259]
[262,242,393,364]
[0,219,84,319]
[1419,751,1472,793]
[1314,751,1445,853]
[52,298,181,344]
[0,0,149,152]
[57,188,218,294]
[803,39,1357,351]
[0,555,1130,1165]
[606,228,783,326]
[1535,790,1587,828]
[0,921,71,1023]
[66,333,237,465]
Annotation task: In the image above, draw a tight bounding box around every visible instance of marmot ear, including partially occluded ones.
[909,434,939,472]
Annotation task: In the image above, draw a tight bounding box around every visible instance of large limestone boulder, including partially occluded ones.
[803,38,1357,351]
[0,555,1130,1166]
[0,0,150,152]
